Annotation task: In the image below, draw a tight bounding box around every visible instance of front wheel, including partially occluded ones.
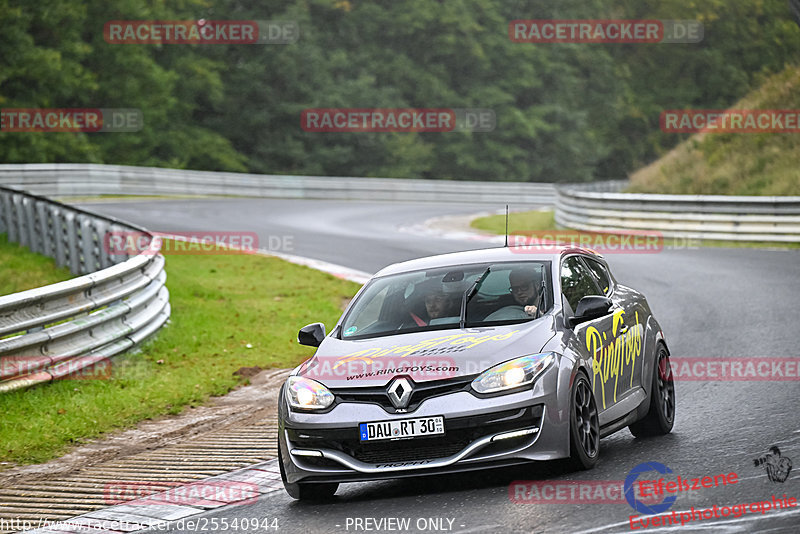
[629,345,675,437]
[279,442,339,501]
[567,373,599,470]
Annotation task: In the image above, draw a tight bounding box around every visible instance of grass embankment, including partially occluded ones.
[476,68,800,247]
[470,210,556,235]
[628,64,800,195]
[0,234,74,295]
[0,240,360,465]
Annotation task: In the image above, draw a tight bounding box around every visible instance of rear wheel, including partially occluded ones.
[629,345,675,437]
[567,373,599,470]
[279,442,339,501]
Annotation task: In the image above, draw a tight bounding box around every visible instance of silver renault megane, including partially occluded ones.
[278,246,675,500]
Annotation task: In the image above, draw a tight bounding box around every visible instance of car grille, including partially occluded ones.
[353,440,467,464]
[288,405,544,467]
[330,375,476,414]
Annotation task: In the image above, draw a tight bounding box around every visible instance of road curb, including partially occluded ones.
[260,249,371,284]
[398,211,527,244]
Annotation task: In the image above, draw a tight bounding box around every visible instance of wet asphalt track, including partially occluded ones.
[78,198,800,534]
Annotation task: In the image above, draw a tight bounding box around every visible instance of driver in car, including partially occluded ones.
[425,291,456,321]
[407,280,459,326]
[507,268,541,317]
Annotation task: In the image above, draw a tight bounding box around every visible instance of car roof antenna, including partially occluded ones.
[504,204,509,247]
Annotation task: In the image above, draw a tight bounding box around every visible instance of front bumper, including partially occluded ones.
[279,366,571,484]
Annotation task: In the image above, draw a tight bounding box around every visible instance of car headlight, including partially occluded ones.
[471,353,555,394]
[285,376,334,410]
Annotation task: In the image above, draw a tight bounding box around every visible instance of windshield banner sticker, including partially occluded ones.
[333,331,520,369]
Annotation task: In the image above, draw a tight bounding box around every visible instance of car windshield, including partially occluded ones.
[340,261,550,340]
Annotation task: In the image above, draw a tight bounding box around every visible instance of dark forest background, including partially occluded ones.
[2,0,799,182]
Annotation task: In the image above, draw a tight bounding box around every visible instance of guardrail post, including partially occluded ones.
[8,194,22,244]
[63,211,81,274]
[0,191,7,235]
[77,214,97,275]
[21,195,37,251]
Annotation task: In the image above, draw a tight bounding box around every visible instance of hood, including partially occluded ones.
[296,317,556,388]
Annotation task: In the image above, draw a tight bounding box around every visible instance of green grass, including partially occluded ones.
[0,234,74,295]
[470,210,556,234]
[0,241,360,465]
[470,210,800,249]
[628,63,800,195]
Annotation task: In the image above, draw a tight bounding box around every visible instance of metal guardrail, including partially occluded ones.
[0,163,557,205]
[0,186,170,393]
[555,183,800,242]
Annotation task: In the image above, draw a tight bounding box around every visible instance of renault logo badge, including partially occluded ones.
[387,377,413,409]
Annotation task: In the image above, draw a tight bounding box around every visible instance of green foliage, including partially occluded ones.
[0,0,246,171]
[471,209,556,234]
[1,0,799,183]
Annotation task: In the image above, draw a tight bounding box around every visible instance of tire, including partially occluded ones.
[279,442,339,501]
[567,373,599,470]
[629,345,675,438]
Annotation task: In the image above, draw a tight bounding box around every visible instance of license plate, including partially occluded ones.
[359,416,444,442]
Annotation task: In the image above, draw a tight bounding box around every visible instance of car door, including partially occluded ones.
[559,255,619,418]
[579,256,643,404]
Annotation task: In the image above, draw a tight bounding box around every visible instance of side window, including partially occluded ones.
[560,256,603,311]
[583,257,612,296]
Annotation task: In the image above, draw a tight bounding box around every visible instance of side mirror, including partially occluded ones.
[298,323,326,347]
[568,296,613,328]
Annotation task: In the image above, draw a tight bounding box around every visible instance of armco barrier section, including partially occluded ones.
[0,164,557,205]
[2,164,796,242]
[555,184,800,243]
[0,186,170,393]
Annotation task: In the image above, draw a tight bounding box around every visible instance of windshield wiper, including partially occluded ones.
[534,280,546,319]
[460,267,491,329]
